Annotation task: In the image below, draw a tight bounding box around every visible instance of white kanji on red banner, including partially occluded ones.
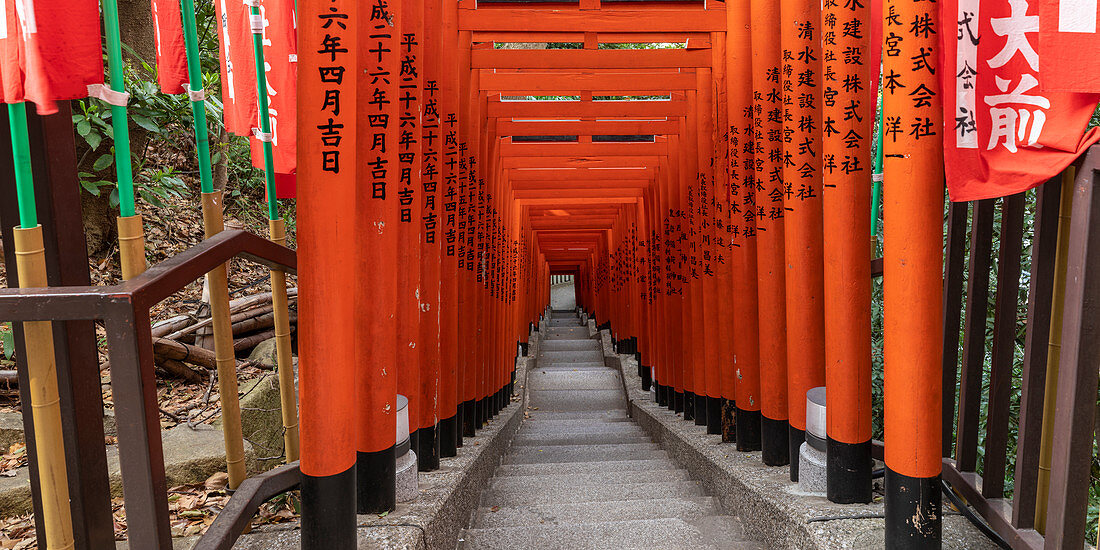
[943,0,1100,201]
[0,0,101,114]
[247,0,297,196]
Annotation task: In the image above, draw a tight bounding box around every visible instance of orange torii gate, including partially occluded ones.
[294,0,947,547]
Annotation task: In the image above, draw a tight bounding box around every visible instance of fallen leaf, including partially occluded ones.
[204,472,229,491]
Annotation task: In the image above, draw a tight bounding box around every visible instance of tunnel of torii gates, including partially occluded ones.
[293,0,946,546]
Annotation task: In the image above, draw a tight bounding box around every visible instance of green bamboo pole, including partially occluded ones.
[100,0,137,217]
[179,0,247,489]
[7,102,76,550]
[9,104,36,229]
[180,0,215,195]
[101,0,148,280]
[870,91,884,243]
[247,2,299,462]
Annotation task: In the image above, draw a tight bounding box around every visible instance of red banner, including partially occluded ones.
[248,0,297,196]
[214,0,257,136]
[150,0,188,94]
[0,0,102,115]
[942,0,1100,201]
[1040,0,1100,92]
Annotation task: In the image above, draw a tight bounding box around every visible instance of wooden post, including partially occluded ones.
[356,0,400,514]
[297,0,359,543]
[821,0,872,503]
[881,0,944,541]
[751,0,791,467]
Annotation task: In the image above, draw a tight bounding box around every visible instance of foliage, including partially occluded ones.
[72,3,269,214]
[0,322,12,361]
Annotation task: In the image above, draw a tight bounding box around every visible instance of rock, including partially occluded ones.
[247,337,279,368]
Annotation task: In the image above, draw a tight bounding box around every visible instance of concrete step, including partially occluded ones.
[528,389,626,412]
[517,424,642,437]
[516,427,646,441]
[538,339,601,351]
[472,496,720,528]
[550,310,577,318]
[502,445,665,464]
[538,349,604,363]
[525,370,622,391]
[520,409,629,420]
[480,479,704,506]
[460,517,758,550]
[493,458,682,477]
[543,327,589,338]
[519,418,636,430]
[530,362,611,372]
[488,469,692,492]
[547,319,583,327]
[512,432,652,446]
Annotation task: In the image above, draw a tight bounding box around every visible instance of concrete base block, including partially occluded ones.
[396,449,419,503]
[796,443,827,495]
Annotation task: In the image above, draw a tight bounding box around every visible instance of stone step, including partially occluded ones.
[550,310,577,319]
[543,327,589,338]
[520,409,629,420]
[512,432,652,446]
[538,339,601,351]
[502,445,665,465]
[517,424,642,437]
[460,517,758,550]
[525,370,622,391]
[519,417,636,430]
[488,468,692,492]
[493,458,682,477]
[516,427,647,441]
[537,349,605,363]
[471,496,720,529]
[547,319,583,327]
[528,389,626,412]
[531,362,611,372]
[480,479,704,507]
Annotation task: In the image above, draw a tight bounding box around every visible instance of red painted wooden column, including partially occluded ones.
[397,0,424,471]
[356,0,400,514]
[298,0,359,543]
[780,0,825,480]
[881,0,944,541]
[821,0,873,504]
[727,0,762,452]
[698,67,722,435]
[434,0,460,458]
[750,0,791,467]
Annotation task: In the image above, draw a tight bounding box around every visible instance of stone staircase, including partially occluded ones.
[459,309,763,549]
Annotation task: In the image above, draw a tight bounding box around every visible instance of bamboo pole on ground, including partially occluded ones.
[8,102,75,550]
[179,0,246,489]
[1034,167,1074,533]
[246,0,299,464]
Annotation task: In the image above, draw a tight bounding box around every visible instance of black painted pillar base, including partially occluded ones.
[788,426,805,481]
[439,415,458,458]
[694,394,707,426]
[461,400,477,437]
[684,391,695,420]
[760,416,790,466]
[355,447,396,514]
[721,398,736,443]
[673,390,684,413]
[656,383,667,406]
[735,407,761,452]
[417,424,440,471]
[455,405,464,448]
[885,468,941,549]
[706,396,722,435]
[640,365,652,392]
[827,438,872,504]
[302,465,356,550]
[477,397,487,426]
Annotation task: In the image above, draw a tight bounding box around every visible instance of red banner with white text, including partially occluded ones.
[249,0,297,197]
[0,0,102,115]
[942,0,1100,201]
[150,0,188,94]
[214,0,257,136]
